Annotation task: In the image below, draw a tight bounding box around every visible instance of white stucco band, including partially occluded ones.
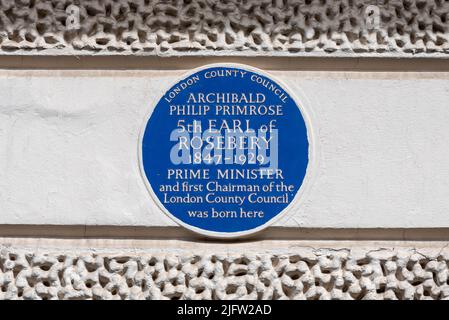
[1,69,449,229]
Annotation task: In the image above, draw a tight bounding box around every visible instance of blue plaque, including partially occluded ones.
[140,64,311,237]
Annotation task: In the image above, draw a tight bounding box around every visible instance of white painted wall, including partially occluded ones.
[1,69,448,228]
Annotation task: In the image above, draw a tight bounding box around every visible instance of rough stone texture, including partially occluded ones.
[1,0,448,302]
[0,0,449,57]
[2,245,449,300]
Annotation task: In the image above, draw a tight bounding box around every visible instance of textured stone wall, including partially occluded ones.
[0,0,448,56]
[1,0,447,301]
[1,245,449,300]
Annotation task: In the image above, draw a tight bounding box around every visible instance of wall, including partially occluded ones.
[1,0,449,300]
[1,64,449,229]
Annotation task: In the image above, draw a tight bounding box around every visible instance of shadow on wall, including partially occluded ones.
[1,225,449,242]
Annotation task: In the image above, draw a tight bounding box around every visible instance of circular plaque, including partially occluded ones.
[140,64,311,238]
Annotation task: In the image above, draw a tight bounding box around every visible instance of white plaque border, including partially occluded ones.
[138,63,318,238]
